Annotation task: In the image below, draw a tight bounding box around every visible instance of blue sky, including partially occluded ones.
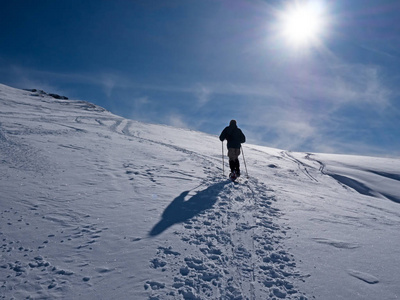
[1,0,399,156]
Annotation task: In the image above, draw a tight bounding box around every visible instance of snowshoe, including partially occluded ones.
[229,171,237,181]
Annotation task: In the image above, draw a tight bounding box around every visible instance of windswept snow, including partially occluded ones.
[1,84,399,299]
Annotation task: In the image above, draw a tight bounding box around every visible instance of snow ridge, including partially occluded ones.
[0,85,307,299]
[1,84,400,300]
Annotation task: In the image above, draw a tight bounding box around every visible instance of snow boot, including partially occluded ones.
[229,160,238,181]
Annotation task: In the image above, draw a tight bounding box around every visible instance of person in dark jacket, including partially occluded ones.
[219,120,246,177]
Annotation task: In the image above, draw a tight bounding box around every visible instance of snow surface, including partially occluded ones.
[1,83,399,299]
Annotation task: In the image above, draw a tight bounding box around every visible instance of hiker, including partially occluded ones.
[219,120,246,177]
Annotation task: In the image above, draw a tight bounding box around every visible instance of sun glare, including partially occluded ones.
[278,1,327,48]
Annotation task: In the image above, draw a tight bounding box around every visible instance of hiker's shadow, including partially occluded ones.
[149,181,229,236]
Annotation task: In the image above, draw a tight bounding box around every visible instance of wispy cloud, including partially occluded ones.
[100,73,119,98]
[194,84,212,107]
[236,58,395,154]
[359,44,400,60]
[3,65,64,95]
[8,63,388,106]
[167,114,189,129]
[2,62,396,156]
[327,64,391,107]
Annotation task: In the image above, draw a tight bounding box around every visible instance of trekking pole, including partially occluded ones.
[241,145,249,178]
[222,141,225,176]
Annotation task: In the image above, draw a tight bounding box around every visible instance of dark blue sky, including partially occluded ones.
[1,0,399,156]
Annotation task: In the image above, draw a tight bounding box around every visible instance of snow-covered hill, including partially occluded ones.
[1,83,399,300]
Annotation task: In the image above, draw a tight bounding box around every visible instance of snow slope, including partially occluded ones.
[1,83,399,299]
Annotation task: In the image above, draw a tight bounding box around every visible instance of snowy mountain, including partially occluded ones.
[1,83,399,300]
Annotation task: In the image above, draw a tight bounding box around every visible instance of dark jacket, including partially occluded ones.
[219,123,246,149]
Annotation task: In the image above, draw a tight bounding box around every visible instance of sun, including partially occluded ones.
[278,1,327,47]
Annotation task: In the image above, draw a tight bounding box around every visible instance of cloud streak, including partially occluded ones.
[1,60,396,156]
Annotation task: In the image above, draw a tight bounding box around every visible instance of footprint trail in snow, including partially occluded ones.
[147,176,307,300]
